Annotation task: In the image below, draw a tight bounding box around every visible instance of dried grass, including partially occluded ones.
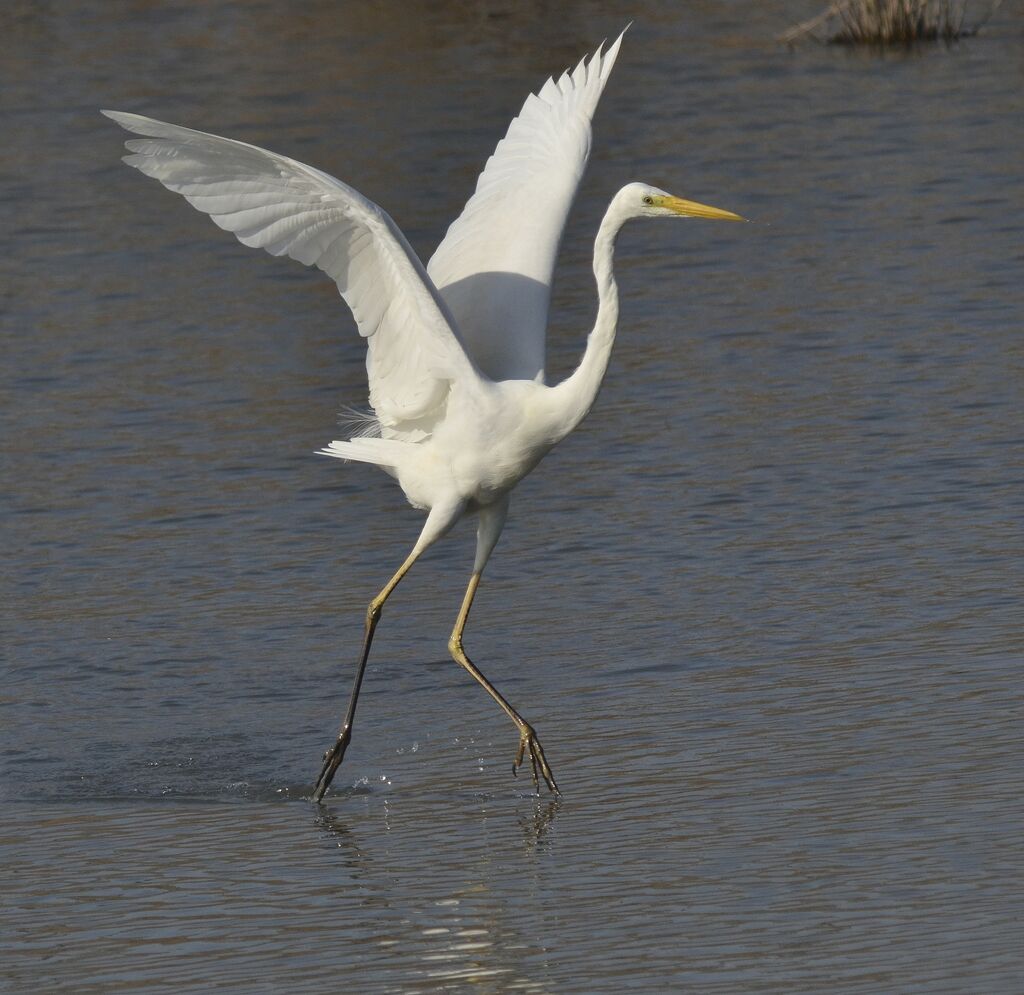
[779,0,1001,46]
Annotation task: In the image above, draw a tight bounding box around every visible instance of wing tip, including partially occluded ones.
[102,109,166,139]
[101,108,139,127]
[535,25,628,105]
[598,24,629,81]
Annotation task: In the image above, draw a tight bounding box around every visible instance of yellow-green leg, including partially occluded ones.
[448,572,559,795]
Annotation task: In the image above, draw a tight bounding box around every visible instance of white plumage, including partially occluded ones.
[427,33,623,382]
[104,28,745,801]
[104,109,476,437]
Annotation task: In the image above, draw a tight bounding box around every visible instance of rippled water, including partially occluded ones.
[4,1,1023,991]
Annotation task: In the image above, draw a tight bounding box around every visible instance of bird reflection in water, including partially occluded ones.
[519,798,562,855]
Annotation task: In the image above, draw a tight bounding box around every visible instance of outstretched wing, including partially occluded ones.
[426,30,625,384]
[104,110,482,439]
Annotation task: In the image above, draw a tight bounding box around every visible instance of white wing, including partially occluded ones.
[103,110,482,439]
[426,30,625,384]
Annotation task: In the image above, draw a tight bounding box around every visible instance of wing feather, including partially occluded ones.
[104,110,482,438]
[426,29,625,383]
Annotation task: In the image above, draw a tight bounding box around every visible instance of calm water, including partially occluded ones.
[3,1,1023,991]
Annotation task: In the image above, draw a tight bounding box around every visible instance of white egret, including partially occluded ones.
[104,29,744,802]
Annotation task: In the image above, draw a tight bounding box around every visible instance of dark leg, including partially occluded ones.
[312,548,421,802]
[312,498,465,802]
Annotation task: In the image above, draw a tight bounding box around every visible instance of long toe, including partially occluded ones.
[313,759,337,802]
[511,727,559,796]
[512,733,527,778]
[531,734,560,795]
[312,736,349,802]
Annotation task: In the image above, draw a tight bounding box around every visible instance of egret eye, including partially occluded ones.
[642,195,653,205]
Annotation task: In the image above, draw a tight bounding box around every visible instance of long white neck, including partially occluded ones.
[548,198,629,438]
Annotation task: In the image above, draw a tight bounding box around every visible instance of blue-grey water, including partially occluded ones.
[3,1,1023,991]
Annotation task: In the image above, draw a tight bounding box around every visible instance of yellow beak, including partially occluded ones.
[656,194,746,222]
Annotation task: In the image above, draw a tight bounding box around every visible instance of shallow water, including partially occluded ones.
[3,1,1023,991]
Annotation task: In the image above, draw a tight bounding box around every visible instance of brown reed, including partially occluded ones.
[779,0,1001,46]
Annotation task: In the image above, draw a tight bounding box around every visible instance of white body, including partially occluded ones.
[103,30,742,574]
[394,378,561,512]
[104,31,744,797]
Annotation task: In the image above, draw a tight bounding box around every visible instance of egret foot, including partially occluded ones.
[512,725,560,795]
[312,728,351,802]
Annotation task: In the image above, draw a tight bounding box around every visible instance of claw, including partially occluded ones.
[312,729,351,802]
[511,726,559,796]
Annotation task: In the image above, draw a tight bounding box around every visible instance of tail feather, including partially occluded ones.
[316,437,411,468]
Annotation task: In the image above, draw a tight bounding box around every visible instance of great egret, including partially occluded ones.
[104,29,744,802]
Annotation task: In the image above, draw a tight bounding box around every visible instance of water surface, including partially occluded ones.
[3,1,1023,991]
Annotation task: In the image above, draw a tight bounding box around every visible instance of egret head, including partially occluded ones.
[621,182,745,223]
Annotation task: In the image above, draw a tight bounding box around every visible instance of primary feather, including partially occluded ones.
[427,29,625,383]
[102,110,482,442]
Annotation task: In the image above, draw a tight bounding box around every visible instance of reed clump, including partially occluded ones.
[779,0,1001,46]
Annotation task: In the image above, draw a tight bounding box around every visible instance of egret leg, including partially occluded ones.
[448,572,559,795]
[312,548,420,801]
[312,498,465,802]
